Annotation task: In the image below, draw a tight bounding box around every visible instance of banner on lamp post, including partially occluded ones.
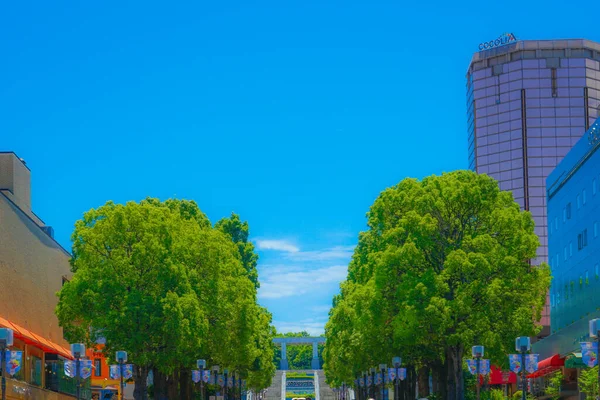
[479,360,490,375]
[192,370,201,383]
[525,354,539,374]
[388,368,396,381]
[581,342,598,367]
[398,368,406,381]
[5,351,22,376]
[466,360,477,375]
[508,355,522,373]
[80,360,93,379]
[203,370,211,383]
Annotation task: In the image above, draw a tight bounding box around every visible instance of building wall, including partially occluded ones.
[547,120,600,335]
[0,171,71,346]
[467,39,600,328]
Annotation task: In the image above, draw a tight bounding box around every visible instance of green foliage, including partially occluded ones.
[273,332,324,370]
[56,198,275,392]
[323,171,551,398]
[512,391,536,400]
[544,370,562,400]
[286,372,314,379]
[579,366,599,397]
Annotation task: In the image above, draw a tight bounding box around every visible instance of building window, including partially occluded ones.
[567,203,572,219]
[570,241,573,256]
[584,229,589,247]
[563,207,567,222]
[564,246,568,260]
[577,194,581,209]
[595,222,598,238]
[94,359,102,377]
[578,234,583,250]
[584,189,587,205]
[594,178,597,195]
[555,216,559,230]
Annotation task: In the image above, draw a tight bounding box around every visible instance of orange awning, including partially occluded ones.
[0,316,73,359]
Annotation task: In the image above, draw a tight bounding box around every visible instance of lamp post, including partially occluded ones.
[515,337,530,400]
[472,346,484,400]
[213,366,220,399]
[224,368,229,400]
[198,360,206,400]
[71,343,86,400]
[116,351,128,400]
[0,328,14,400]
[378,364,386,400]
[370,368,376,400]
[392,357,401,400]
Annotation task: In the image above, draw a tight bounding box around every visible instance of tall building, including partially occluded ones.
[467,38,600,330]
[531,119,600,394]
[0,152,89,398]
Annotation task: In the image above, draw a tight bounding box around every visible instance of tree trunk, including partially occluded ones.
[154,369,168,400]
[180,368,192,400]
[133,365,149,400]
[417,366,429,398]
[167,371,179,399]
[446,345,464,400]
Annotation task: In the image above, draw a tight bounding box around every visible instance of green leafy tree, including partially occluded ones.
[56,199,275,400]
[579,366,599,398]
[216,213,260,289]
[544,370,562,400]
[324,171,551,400]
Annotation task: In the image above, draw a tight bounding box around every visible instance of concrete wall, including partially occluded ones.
[0,191,71,346]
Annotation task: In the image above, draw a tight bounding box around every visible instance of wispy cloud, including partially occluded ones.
[274,318,327,336]
[258,265,347,299]
[255,239,299,253]
[288,245,355,262]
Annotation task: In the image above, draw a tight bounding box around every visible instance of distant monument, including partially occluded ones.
[273,337,325,370]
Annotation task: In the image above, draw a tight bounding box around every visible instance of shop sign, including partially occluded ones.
[479,33,517,50]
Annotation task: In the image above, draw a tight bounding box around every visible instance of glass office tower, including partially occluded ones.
[466,39,600,330]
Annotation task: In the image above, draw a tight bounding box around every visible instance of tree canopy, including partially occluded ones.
[56,199,275,399]
[323,171,551,400]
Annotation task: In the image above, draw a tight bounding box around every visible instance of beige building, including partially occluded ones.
[0,152,83,399]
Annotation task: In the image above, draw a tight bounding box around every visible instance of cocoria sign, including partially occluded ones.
[479,33,517,51]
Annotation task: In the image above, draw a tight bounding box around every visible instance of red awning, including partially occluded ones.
[526,354,564,378]
[0,316,73,359]
[488,365,517,385]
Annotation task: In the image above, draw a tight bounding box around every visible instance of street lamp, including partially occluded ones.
[197,359,206,400]
[370,368,376,400]
[378,364,386,400]
[0,328,14,400]
[116,351,128,400]
[71,343,86,400]
[515,337,531,400]
[392,357,401,400]
[213,366,220,398]
[472,346,484,400]
[224,368,229,400]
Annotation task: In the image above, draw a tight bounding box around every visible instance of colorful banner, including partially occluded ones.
[384,371,390,384]
[466,359,477,375]
[525,354,539,374]
[359,377,364,387]
[388,368,396,381]
[366,376,372,387]
[375,373,382,385]
[192,370,201,383]
[80,360,93,379]
[109,364,133,380]
[581,342,598,367]
[5,351,22,376]
[64,361,76,378]
[110,365,120,380]
[203,370,211,383]
[398,368,406,381]
[123,364,133,380]
[218,374,225,387]
[479,359,490,375]
[509,354,522,373]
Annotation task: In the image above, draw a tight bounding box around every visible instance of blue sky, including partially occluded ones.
[2,0,599,335]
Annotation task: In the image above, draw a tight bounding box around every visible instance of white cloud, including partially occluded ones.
[258,265,347,299]
[255,239,299,253]
[288,245,355,262]
[310,305,332,314]
[274,319,327,336]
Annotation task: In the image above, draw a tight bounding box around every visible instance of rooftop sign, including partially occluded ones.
[479,33,517,51]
